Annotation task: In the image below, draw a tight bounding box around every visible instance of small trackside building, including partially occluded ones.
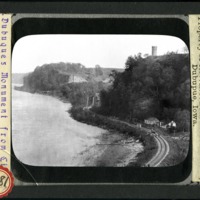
[144,117,160,126]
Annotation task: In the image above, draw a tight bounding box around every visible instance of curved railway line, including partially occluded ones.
[145,134,170,167]
[109,118,170,167]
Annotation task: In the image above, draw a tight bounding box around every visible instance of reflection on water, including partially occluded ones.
[12,85,106,166]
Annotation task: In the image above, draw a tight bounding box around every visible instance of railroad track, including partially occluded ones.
[146,134,169,167]
[108,117,170,167]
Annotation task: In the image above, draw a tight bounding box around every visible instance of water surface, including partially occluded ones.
[12,86,107,166]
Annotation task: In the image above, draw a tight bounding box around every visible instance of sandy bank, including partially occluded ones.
[74,131,143,167]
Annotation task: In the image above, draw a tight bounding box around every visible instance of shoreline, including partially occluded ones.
[70,107,158,167]
[74,131,144,167]
[13,87,147,167]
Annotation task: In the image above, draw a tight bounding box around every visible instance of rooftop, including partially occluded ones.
[145,117,159,122]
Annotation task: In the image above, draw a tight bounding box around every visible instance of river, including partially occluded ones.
[12,85,143,167]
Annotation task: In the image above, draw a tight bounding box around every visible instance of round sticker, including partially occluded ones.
[0,166,14,198]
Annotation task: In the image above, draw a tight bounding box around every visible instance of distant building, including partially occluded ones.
[167,121,176,128]
[144,117,159,125]
[160,120,176,129]
[68,75,87,83]
[167,120,177,133]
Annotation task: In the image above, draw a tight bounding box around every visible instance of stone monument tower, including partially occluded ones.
[152,46,157,56]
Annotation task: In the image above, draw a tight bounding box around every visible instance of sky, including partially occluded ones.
[12,35,188,73]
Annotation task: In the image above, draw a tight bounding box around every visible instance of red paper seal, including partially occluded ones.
[0,166,14,198]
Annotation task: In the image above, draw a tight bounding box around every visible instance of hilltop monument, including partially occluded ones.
[152,46,157,56]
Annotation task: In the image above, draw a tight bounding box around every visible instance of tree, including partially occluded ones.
[125,56,139,72]
[95,65,103,76]
[98,53,190,126]
[175,109,190,132]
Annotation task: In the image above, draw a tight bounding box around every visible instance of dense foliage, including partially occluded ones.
[23,65,70,92]
[20,62,120,92]
[18,62,111,107]
[98,53,190,131]
[61,82,105,107]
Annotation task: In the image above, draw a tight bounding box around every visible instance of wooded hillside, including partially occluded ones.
[98,53,190,131]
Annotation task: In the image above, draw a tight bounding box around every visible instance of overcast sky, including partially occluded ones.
[12,35,188,73]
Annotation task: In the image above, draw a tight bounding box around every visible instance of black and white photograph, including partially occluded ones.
[12,34,190,167]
